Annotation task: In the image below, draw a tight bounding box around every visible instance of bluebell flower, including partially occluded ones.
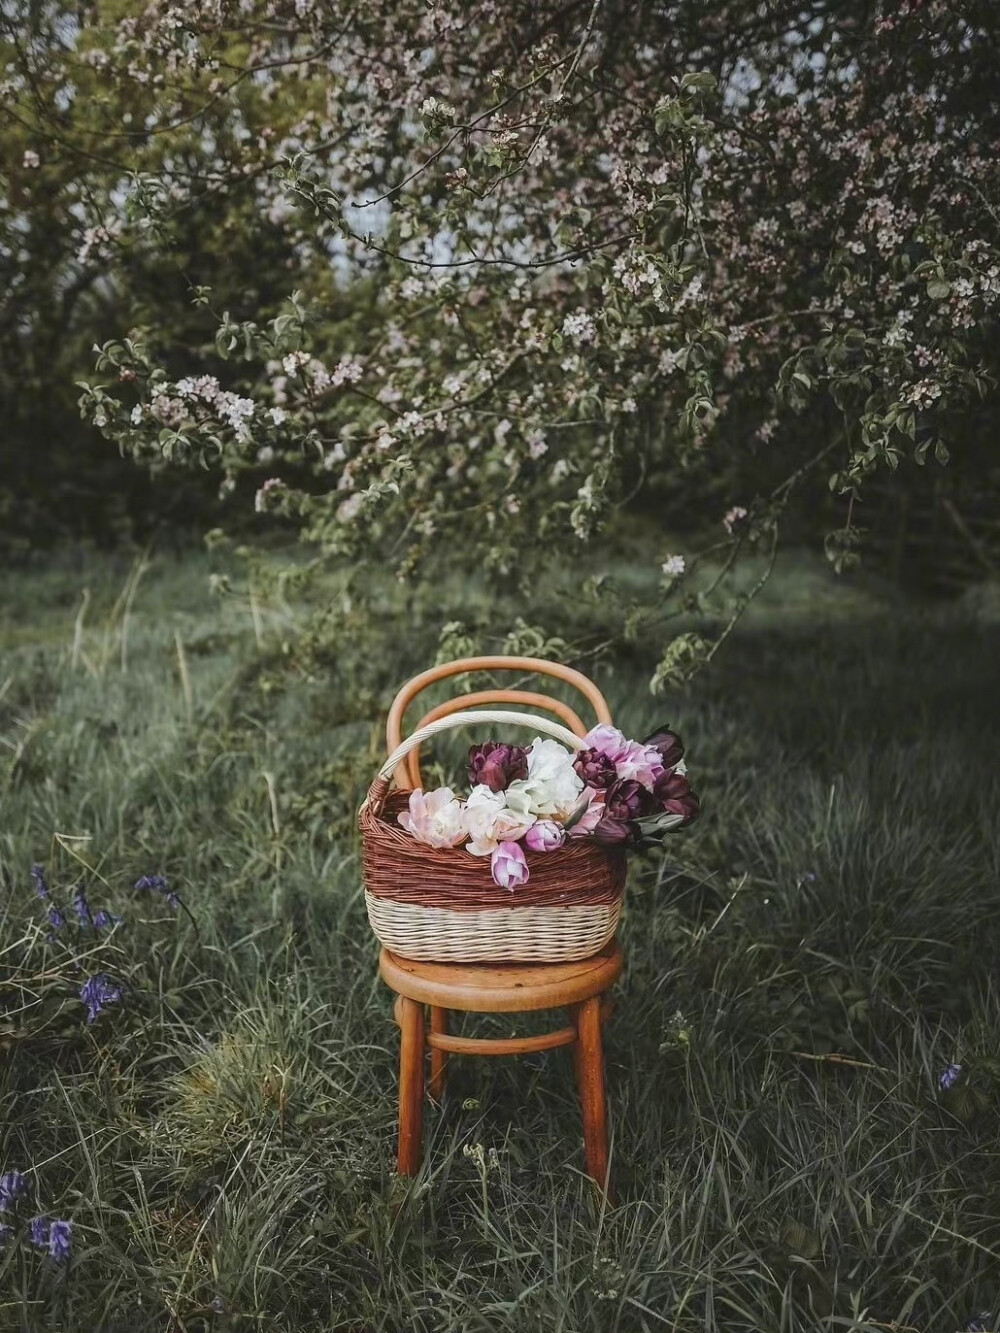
[48,906,66,931]
[72,887,94,928]
[135,874,181,911]
[48,1219,72,1264]
[134,874,170,893]
[939,1062,963,1091]
[29,1216,49,1248]
[93,909,122,930]
[966,1314,995,1332]
[79,973,123,1024]
[0,1170,27,1211]
[31,864,50,901]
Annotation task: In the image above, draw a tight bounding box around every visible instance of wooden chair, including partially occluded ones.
[378,655,622,1197]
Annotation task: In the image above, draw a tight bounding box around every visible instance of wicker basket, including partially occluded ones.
[359,709,626,963]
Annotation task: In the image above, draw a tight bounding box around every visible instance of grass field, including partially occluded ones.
[1,545,999,1332]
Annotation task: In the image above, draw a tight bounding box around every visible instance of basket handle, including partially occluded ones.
[363,709,587,817]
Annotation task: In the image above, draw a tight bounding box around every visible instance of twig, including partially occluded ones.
[789,1051,882,1070]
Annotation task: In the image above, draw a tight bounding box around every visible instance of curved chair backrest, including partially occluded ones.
[386,655,613,790]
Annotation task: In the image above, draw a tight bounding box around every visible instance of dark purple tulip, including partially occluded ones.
[592,816,636,847]
[572,747,618,789]
[644,727,685,769]
[653,770,700,820]
[467,741,531,792]
[604,778,654,822]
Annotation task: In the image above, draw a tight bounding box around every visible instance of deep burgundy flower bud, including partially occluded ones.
[654,770,700,822]
[591,816,636,847]
[572,746,618,789]
[467,740,531,793]
[604,778,654,822]
[643,726,685,770]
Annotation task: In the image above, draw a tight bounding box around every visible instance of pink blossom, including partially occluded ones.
[397,787,468,849]
[524,820,566,851]
[490,840,529,890]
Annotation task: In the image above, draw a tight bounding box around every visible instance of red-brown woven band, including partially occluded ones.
[360,790,626,911]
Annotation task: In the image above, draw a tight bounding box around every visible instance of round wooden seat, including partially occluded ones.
[379,941,623,1013]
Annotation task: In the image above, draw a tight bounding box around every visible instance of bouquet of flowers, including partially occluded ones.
[396,722,699,889]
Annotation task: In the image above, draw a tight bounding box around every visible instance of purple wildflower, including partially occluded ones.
[93,909,122,930]
[966,1315,996,1333]
[31,864,51,901]
[48,906,66,931]
[29,1216,50,1248]
[48,1219,72,1264]
[939,1062,963,1091]
[80,973,123,1024]
[72,886,94,928]
[134,874,170,893]
[0,1171,27,1211]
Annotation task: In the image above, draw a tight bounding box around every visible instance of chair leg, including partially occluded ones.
[397,996,425,1176]
[429,1006,449,1102]
[575,994,612,1200]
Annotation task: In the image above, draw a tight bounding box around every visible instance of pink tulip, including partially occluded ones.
[490,840,530,890]
[567,788,605,837]
[524,819,566,851]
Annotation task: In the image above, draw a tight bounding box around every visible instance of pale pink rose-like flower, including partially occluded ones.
[491,840,530,890]
[397,787,467,849]
[524,819,566,852]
